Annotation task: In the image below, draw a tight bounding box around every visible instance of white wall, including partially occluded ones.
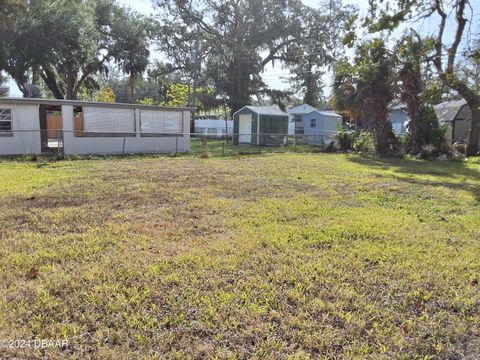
[63,106,190,155]
[0,104,41,155]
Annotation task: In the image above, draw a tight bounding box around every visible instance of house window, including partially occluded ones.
[0,108,13,135]
[295,115,302,122]
[311,119,317,127]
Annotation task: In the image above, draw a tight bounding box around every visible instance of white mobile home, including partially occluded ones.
[194,119,233,138]
[288,104,318,135]
[303,110,342,145]
[0,98,193,155]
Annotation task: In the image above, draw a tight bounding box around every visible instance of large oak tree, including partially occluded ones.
[0,0,151,100]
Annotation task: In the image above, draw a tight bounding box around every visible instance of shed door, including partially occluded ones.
[239,114,252,143]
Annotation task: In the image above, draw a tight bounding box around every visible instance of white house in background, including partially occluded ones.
[388,104,409,136]
[303,110,343,145]
[0,97,193,155]
[194,119,233,138]
[287,104,318,135]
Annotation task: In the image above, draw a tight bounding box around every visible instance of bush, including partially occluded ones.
[353,131,376,154]
[406,105,448,155]
[337,124,355,151]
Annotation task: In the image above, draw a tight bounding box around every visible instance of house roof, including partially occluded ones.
[0,97,196,112]
[288,103,318,115]
[306,110,342,118]
[235,105,287,116]
[390,102,407,110]
[433,99,467,122]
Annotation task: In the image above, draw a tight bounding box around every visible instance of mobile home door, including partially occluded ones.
[239,114,252,143]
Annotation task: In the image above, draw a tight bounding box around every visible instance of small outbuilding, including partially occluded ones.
[303,110,342,145]
[433,99,474,145]
[233,106,288,146]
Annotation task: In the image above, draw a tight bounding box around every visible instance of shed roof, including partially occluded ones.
[235,105,287,116]
[288,103,318,115]
[0,97,196,112]
[306,110,342,118]
[433,99,467,122]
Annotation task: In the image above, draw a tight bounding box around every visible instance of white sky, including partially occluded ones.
[5,0,476,98]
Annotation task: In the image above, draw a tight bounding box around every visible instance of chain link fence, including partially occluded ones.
[0,129,339,158]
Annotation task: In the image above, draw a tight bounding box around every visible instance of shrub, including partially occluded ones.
[336,124,355,151]
[353,131,376,154]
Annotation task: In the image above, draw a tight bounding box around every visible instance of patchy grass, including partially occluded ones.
[0,153,479,359]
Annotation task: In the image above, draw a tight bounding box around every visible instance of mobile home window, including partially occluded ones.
[0,108,12,134]
[311,119,317,127]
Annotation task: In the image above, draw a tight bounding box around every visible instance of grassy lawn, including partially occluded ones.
[0,152,479,359]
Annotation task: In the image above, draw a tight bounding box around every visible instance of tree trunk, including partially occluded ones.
[405,101,423,154]
[365,98,396,155]
[129,74,136,104]
[41,66,64,99]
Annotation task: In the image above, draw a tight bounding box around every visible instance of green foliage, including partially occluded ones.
[163,83,189,107]
[336,123,355,151]
[136,83,190,107]
[414,106,447,150]
[353,131,376,154]
[97,87,115,103]
[0,0,151,99]
[333,39,397,154]
[137,97,156,106]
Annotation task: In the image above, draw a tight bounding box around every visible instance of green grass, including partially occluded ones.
[0,152,479,359]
